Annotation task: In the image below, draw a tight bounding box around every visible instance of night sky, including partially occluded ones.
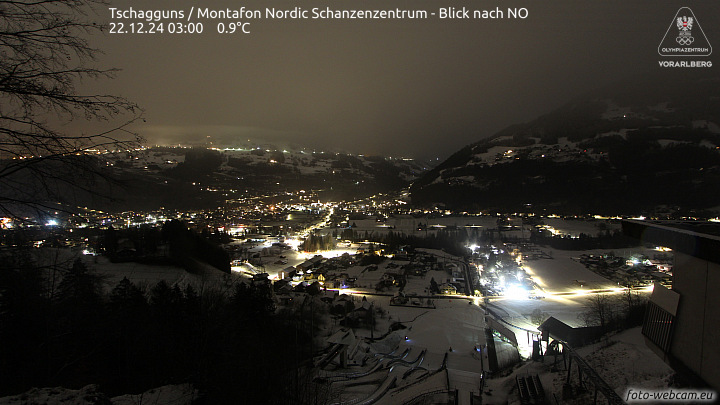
[85,0,718,159]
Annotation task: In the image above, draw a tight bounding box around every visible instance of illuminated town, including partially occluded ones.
[0,145,689,403]
[2,1,719,403]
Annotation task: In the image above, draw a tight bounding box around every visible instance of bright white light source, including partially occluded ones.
[46,219,58,226]
[504,284,529,300]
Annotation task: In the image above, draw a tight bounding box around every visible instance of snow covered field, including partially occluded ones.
[577,327,674,395]
[15,242,667,405]
[392,299,486,359]
[317,296,489,404]
[523,248,618,293]
[0,384,196,405]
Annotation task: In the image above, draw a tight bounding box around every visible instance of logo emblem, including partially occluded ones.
[676,16,693,45]
[658,7,711,56]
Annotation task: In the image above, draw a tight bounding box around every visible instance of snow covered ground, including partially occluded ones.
[392,299,486,361]
[317,296,489,404]
[523,248,618,293]
[477,246,656,355]
[577,327,674,396]
[90,256,235,291]
[111,384,197,405]
[481,327,673,405]
[16,243,666,405]
[27,248,243,295]
[0,384,196,405]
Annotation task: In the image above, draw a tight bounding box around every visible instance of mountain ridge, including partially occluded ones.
[410,71,720,215]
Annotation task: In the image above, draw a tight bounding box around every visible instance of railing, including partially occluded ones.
[552,340,626,405]
[387,349,426,369]
[330,376,398,405]
[516,374,545,404]
[393,352,448,395]
[321,359,384,382]
[402,388,452,405]
[315,343,343,368]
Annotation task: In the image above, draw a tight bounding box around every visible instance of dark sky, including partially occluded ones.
[84,0,718,159]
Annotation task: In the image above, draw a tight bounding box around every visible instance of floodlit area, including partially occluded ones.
[521,248,616,293]
[0,213,676,404]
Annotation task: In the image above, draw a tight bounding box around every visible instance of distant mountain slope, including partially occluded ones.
[101,146,433,208]
[410,71,720,215]
[0,145,434,215]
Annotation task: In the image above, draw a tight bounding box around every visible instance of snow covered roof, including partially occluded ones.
[539,317,604,347]
[538,316,574,339]
[327,328,356,346]
[356,300,372,311]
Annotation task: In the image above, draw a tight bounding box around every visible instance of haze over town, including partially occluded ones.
[1,1,719,404]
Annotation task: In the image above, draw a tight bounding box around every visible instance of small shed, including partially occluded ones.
[538,316,604,347]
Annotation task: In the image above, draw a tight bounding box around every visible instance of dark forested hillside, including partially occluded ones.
[411,72,720,215]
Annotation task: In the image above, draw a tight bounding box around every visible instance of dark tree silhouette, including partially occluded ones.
[0,0,142,221]
[579,293,617,331]
[430,277,440,294]
[0,252,50,393]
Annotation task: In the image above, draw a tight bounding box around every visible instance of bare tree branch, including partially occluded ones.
[0,0,143,222]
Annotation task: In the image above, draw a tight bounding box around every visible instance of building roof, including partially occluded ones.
[327,328,356,346]
[538,316,604,347]
[622,219,720,264]
[538,317,574,341]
